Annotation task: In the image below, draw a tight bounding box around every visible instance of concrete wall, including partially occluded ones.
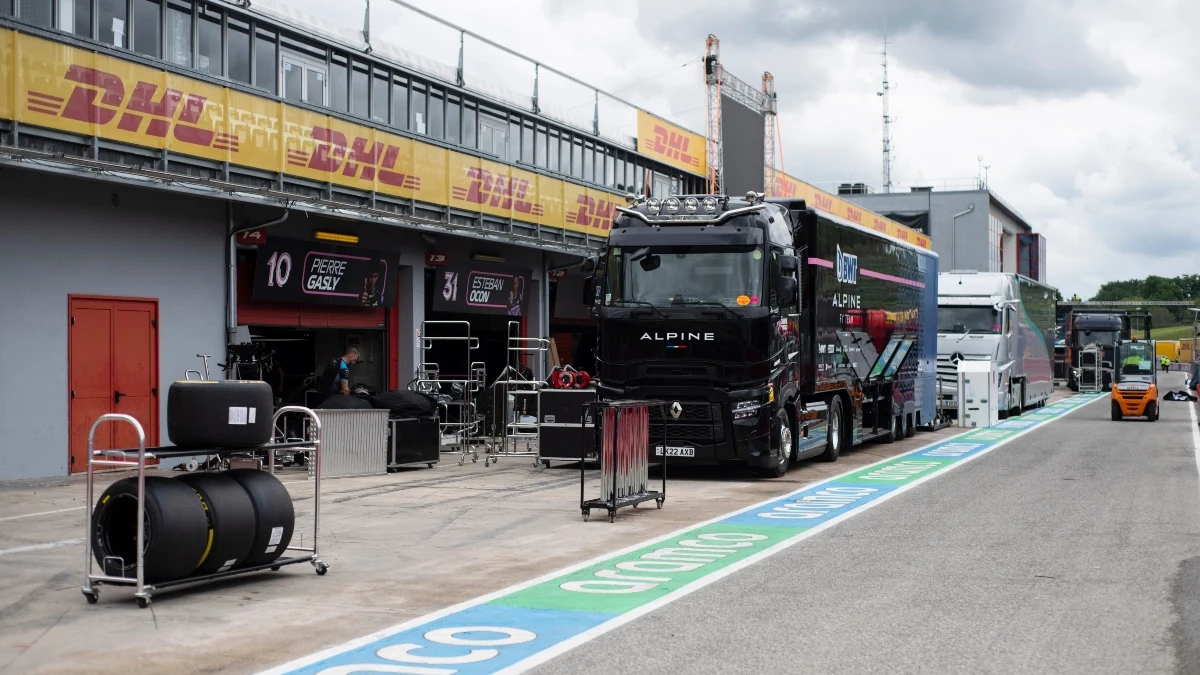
[0,169,227,480]
[846,190,992,273]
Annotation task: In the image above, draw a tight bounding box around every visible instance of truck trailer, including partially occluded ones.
[935,272,1058,416]
[583,193,938,478]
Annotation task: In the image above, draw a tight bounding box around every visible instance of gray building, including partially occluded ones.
[840,187,1047,282]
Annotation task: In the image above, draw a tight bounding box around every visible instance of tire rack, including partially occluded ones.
[580,400,667,523]
[417,320,486,466]
[485,321,549,467]
[81,406,327,608]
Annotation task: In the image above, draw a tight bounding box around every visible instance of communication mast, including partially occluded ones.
[877,36,893,193]
[704,35,723,195]
[762,72,778,196]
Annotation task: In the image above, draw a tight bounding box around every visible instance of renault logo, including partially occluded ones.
[669,401,683,420]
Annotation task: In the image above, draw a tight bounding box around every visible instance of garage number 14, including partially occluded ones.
[266,251,293,287]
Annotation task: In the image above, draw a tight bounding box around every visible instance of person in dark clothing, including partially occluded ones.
[319,348,360,401]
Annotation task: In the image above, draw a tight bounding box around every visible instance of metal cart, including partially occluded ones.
[486,321,549,467]
[415,321,487,466]
[81,406,327,608]
[580,400,667,523]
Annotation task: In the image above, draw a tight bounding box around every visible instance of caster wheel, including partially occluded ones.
[82,590,99,605]
[315,563,329,576]
[542,461,550,468]
[271,565,281,571]
[458,459,465,467]
[472,456,478,463]
[582,511,590,522]
[136,597,151,609]
[656,499,664,509]
[427,463,435,468]
[632,502,637,508]
[608,513,616,523]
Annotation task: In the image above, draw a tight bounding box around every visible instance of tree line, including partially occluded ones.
[1091,275,1200,302]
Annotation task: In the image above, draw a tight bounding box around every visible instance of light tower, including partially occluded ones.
[877,36,893,193]
[762,72,778,196]
[704,35,723,195]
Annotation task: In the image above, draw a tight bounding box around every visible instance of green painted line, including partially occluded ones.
[836,457,954,485]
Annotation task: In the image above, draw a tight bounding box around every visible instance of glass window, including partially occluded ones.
[583,143,594,182]
[603,150,614,187]
[520,122,533,164]
[254,28,276,93]
[351,62,369,117]
[462,104,476,148]
[547,131,559,172]
[535,126,547,168]
[411,85,426,134]
[282,60,302,103]
[614,156,625,190]
[371,70,389,123]
[132,0,160,57]
[508,120,520,162]
[391,76,408,130]
[480,114,506,157]
[938,306,1000,334]
[428,90,443,140]
[57,0,93,37]
[165,1,190,66]
[604,245,764,308]
[626,161,635,192]
[571,139,582,179]
[561,134,572,175]
[305,68,324,106]
[330,55,347,111]
[1,1,11,17]
[98,0,128,48]
[197,6,221,75]
[228,16,250,83]
[21,0,51,26]
[446,97,460,144]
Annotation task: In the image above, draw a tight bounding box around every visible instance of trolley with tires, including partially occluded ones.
[82,405,328,608]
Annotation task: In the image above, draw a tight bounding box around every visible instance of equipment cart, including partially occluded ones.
[82,406,327,608]
[580,400,667,523]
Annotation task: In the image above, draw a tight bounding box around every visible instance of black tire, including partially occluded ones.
[168,380,274,449]
[904,413,916,438]
[175,473,256,575]
[1146,401,1158,422]
[758,409,792,478]
[224,469,295,568]
[1010,383,1024,417]
[91,476,209,583]
[1111,401,1123,421]
[881,412,897,444]
[821,397,844,463]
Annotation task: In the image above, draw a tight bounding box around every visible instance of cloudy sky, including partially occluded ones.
[282,0,1200,298]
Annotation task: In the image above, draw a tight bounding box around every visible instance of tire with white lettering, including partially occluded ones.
[225,469,295,568]
[820,397,843,463]
[175,473,256,575]
[167,380,274,449]
[91,476,210,582]
[759,409,792,478]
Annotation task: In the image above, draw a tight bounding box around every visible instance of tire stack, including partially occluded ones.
[89,380,296,582]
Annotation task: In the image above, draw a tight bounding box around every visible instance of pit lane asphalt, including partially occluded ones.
[533,376,1200,675]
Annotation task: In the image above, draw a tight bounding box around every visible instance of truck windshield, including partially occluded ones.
[603,245,764,308]
[938,306,1000,334]
[1116,342,1153,375]
[1077,330,1119,348]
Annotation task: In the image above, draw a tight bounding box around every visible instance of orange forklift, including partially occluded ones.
[1110,338,1159,421]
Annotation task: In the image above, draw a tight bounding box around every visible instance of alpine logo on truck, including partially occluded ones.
[836,245,859,285]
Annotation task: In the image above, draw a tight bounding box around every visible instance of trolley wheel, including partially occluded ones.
[136,596,151,609]
[656,498,664,509]
[82,589,99,604]
[608,512,616,523]
[271,565,281,571]
[582,510,590,522]
[472,455,478,463]
[542,460,551,468]
[427,463,435,468]
[458,458,465,467]
[315,562,329,576]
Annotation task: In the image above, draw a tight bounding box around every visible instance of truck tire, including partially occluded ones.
[820,398,843,463]
[882,412,897,444]
[225,469,295,568]
[167,380,274,449]
[904,413,916,438]
[1010,383,1024,417]
[175,473,256,575]
[91,476,210,582]
[758,409,792,478]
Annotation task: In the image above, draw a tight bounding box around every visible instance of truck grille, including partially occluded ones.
[650,423,716,441]
[648,401,713,421]
[936,356,958,385]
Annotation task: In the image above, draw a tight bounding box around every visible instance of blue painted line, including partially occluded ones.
[721,483,901,529]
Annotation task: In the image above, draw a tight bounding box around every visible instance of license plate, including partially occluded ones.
[655,445,695,457]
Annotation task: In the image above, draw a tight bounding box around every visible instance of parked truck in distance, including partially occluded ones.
[1063,309,1150,391]
[584,192,938,478]
[936,272,1057,417]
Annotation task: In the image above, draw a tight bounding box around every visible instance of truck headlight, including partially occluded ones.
[733,399,764,420]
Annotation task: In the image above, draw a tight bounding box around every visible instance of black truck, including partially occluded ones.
[1064,308,1150,391]
[583,193,938,477]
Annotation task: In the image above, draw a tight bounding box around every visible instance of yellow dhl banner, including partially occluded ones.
[0,28,622,237]
[636,110,706,177]
[773,172,932,250]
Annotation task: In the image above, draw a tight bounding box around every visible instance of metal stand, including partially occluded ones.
[919,375,954,431]
[580,400,666,523]
[1079,346,1103,393]
[416,321,486,466]
[486,321,549,467]
[81,406,327,608]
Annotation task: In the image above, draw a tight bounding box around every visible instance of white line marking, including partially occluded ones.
[1190,402,1200,499]
[259,394,1105,675]
[0,506,85,522]
[0,539,83,557]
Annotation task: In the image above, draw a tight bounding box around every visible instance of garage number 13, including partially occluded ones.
[266,251,293,287]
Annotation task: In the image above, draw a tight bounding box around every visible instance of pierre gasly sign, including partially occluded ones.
[252,238,394,308]
[433,263,531,316]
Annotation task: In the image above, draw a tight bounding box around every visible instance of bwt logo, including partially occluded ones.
[651,125,702,169]
[452,168,545,216]
[836,244,858,285]
[565,194,615,231]
[27,65,238,151]
[287,127,420,190]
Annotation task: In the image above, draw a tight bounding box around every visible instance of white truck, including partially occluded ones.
[936,272,1058,417]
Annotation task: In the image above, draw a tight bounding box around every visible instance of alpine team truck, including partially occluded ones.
[582,193,938,478]
[935,272,1058,416]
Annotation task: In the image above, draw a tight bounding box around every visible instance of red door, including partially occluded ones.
[69,296,159,473]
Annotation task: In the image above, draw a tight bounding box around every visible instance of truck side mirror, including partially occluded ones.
[779,255,798,274]
[778,277,798,306]
[583,275,597,306]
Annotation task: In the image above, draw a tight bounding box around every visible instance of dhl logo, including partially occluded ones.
[564,194,616,232]
[773,176,798,198]
[451,168,544,216]
[871,216,889,233]
[287,127,420,190]
[650,125,701,169]
[846,205,863,224]
[27,65,239,152]
[810,191,834,212]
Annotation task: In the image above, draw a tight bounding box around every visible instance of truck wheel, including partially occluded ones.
[759,410,792,478]
[882,412,897,444]
[1111,401,1123,421]
[1010,383,1024,417]
[904,413,916,438]
[820,398,843,463]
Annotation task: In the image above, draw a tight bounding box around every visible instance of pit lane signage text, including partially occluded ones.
[251,238,394,308]
[432,263,531,316]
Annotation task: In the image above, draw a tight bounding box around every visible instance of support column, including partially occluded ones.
[397,265,425,387]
